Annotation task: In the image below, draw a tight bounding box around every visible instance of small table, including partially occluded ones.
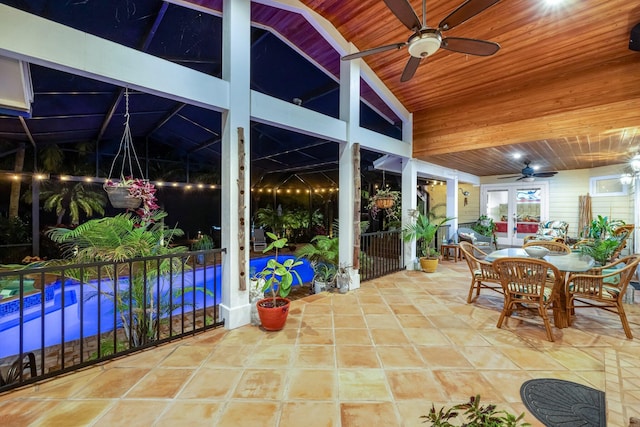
[440,244,461,262]
[485,248,595,328]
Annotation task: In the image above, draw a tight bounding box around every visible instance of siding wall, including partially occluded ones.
[479,164,634,243]
[423,165,634,253]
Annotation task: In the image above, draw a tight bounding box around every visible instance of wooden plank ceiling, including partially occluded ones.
[300,0,640,177]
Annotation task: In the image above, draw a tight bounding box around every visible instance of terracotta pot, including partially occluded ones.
[419,257,439,273]
[256,297,290,331]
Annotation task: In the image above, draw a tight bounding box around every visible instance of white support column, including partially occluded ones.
[219,0,251,329]
[402,159,418,269]
[445,176,459,242]
[338,46,360,290]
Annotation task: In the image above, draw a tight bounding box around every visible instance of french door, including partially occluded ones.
[481,182,549,247]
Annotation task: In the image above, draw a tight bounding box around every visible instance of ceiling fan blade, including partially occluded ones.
[441,37,500,56]
[383,0,421,31]
[341,42,407,61]
[532,172,557,178]
[438,0,500,31]
[400,56,422,82]
[497,175,522,179]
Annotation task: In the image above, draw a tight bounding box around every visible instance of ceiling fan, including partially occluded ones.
[498,161,558,181]
[341,0,501,82]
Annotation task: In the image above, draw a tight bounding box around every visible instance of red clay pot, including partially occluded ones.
[256,297,290,331]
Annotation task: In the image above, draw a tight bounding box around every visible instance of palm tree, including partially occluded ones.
[46,211,189,346]
[25,182,107,226]
[8,143,26,218]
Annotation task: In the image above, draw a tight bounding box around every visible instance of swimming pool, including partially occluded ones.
[0,255,312,359]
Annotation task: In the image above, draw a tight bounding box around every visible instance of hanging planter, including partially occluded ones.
[374,196,395,209]
[104,185,142,209]
[367,187,402,230]
[103,88,158,221]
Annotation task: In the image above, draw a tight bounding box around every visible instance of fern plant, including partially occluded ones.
[45,211,200,346]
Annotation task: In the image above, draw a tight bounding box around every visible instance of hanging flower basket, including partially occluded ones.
[103,88,158,221]
[103,184,142,209]
[374,196,395,209]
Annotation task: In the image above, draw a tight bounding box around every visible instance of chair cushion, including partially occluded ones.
[535,220,569,240]
[509,285,553,301]
[459,232,476,242]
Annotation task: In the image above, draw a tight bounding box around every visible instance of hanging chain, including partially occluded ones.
[106,88,146,183]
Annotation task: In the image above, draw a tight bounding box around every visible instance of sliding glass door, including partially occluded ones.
[481,182,549,247]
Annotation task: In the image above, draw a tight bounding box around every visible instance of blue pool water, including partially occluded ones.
[0,256,312,358]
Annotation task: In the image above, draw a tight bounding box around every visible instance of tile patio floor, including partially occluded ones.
[0,261,639,426]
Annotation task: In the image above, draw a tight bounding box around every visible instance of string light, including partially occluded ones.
[1,172,340,194]
[0,172,220,191]
[247,187,339,193]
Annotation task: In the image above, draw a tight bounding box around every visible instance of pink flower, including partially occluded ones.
[107,176,159,223]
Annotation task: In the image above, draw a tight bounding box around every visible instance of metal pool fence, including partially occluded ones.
[0,249,225,392]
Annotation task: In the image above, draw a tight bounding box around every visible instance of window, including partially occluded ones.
[589,175,628,197]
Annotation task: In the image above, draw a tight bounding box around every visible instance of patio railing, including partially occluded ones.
[360,230,404,281]
[0,249,224,392]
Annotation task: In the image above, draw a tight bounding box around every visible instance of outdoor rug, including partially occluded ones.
[520,378,606,426]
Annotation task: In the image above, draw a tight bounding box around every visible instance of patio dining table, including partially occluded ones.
[485,248,595,328]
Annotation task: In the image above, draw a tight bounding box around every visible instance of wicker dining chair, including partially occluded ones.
[566,255,640,339]
[458,241,503,303]
[523,240,572,254]
[493,257,563,342]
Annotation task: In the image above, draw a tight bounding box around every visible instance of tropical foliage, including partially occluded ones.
[254,206,323,242]
[422,395,530,427]
[45,211,195,346]
[254,232,303,306]
[471,215,497,237]
[578,215,627,264]
[296,234,340,283]
[403,212,454,259]
[104,177,159,223]
[585,215,625,240]
[366,187,402,230]
[28,182,107,226]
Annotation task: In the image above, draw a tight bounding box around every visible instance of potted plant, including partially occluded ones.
[366,188,402,230]
[190,234,215,264]
[248,267,266,326]
[254,232,303,331]
[335,263,352,294]
[577,215,627,265]
[403,211,454,273]
[311,262,337,293]
[579,236,623,265]
[471,215,497,247]
[584,215,625,239]
[104,176,159,223]
[295,234,340,293]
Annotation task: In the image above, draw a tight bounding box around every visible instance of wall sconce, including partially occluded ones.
[620,154,640,185]
[620,173,634,185]
[459,188,469,206]
[631,154,640,172]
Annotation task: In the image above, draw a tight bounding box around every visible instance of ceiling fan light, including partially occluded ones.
[522,177,535,182]
[408,32,442,58]
[631,154,640,172]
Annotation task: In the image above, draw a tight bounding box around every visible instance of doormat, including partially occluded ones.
[520,378,606,427]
